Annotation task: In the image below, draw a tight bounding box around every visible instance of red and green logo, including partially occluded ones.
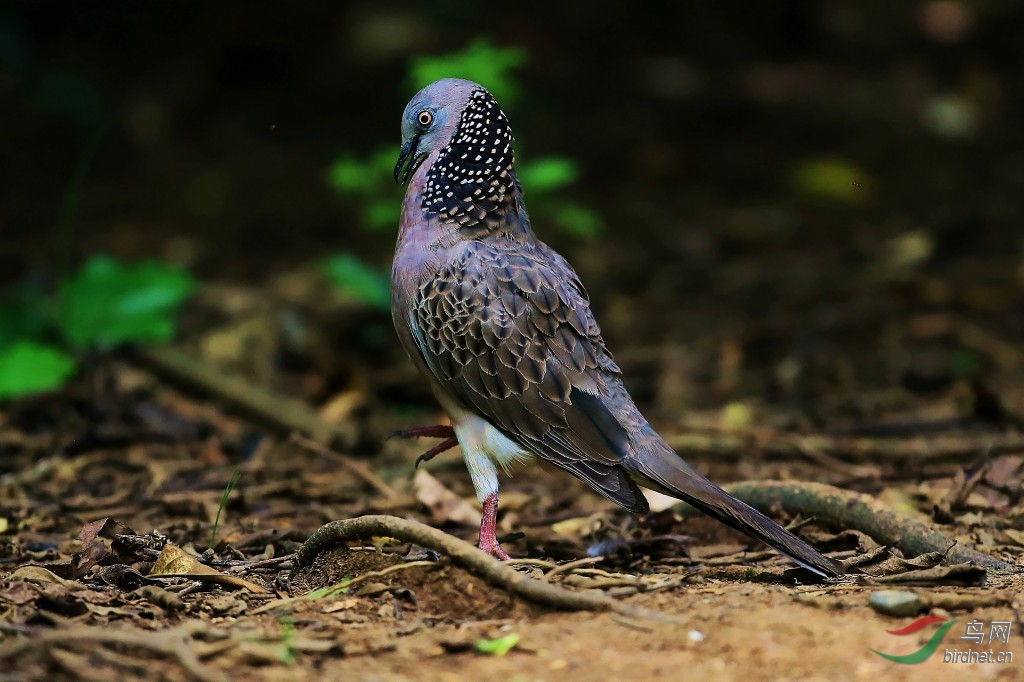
[870,616,958,664]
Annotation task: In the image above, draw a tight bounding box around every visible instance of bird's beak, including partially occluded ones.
[394,136,421,184]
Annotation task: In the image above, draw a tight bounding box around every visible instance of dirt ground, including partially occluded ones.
[1,346,1023,681]
[4,4,1024,680]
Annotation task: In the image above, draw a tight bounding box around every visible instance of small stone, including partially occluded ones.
[869,590,925,617]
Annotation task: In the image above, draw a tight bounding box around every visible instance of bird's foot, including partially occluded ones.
[414,437,459,468]
[479,539,512,561]
[387,425,455,440]
[478,493,511,560]
[387,425,458,468]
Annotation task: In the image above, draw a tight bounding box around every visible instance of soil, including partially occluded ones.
[4,3,1024,680]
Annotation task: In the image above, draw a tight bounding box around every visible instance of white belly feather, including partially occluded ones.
[444,402,533,502]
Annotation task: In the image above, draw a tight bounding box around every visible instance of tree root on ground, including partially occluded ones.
[295,515,681,620]
[676,480,1013,570]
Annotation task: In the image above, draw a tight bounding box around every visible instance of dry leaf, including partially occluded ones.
[7,565,85,590]
[413,469,481,527]
[150,543,267,593]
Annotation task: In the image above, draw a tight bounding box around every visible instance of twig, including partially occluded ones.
[224,554,296,573]
[673,480,1011,569]
[543,556,605,582]
[136,345,356,447]
[0,625,221,682]
[295,515,681,621]
[506,558,558,570]
[313,560,439,598]
[290,432,400,499]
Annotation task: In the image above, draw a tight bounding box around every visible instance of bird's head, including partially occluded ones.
[394,78,517,227]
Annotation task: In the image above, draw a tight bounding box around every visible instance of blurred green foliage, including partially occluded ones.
[0,256,195,399]
[408,38,526,106]
[56,256,195,348]
[792,158,871,205]
[327,148,399,231]
[321,252,391,311]
[0,341,76,400]
[516,157,601,237]
[325,39,601,304]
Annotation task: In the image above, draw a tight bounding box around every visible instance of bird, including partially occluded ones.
[389,78,843,578]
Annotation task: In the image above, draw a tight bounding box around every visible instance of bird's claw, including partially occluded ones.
[387,425,456,441]
[411,436,459,468]
[479,542,511,561]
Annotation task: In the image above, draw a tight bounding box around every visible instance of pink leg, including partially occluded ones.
[387,425,459,468]
[478,493,510,560]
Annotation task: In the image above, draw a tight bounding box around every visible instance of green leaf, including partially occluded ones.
[474,633,520,656]
[322,253,390,311]
[278,616,297,665]
[0,341,77,399]
[549,201,601,238]
[409,39,526,106]
[308,577,351,599]
[792,158,871,205]
[327,148,403,231]
[327,155,375,193]
[518,157,579,193]
[209,469,241,550]
[363,199,401,231]
[328,148,399,197]
[56,256,195,348]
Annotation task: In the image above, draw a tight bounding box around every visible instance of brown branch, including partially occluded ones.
[290,432,400,499]
[137,345,355,447]
[295,515,679,620]
[674,480,1012,569]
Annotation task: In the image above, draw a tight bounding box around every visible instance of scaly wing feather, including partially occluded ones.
[409,241,648,512]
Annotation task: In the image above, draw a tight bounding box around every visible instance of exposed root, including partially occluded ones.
[295,515,681,621]
[675,480,1013,570]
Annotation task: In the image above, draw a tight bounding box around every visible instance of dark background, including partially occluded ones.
[4,0,1023,424]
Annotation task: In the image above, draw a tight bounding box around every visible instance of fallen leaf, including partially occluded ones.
[474,633,520,656]
[413,469,482,527]
[858,563,987,587]
[7,565,85,590]
[77,518,137,547]
[150,543,267,593]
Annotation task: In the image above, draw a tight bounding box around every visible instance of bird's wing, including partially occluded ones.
[409,241,648,512]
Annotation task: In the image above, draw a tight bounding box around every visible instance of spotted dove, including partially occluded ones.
[390,78,842,577]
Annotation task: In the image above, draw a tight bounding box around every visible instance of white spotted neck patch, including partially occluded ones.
[422,89,516,228]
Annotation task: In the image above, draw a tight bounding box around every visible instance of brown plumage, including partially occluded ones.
[391,78,842,577]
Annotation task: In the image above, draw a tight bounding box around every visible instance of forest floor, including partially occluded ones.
[2,252,1024,681]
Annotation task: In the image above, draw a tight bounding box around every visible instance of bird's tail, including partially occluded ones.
[624,445,844,578]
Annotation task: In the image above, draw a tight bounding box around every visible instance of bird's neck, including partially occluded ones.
[404,149,532,244]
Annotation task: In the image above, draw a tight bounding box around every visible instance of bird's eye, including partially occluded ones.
[417,110,433,127]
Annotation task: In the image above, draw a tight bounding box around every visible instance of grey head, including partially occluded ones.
[394,78,517,228]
